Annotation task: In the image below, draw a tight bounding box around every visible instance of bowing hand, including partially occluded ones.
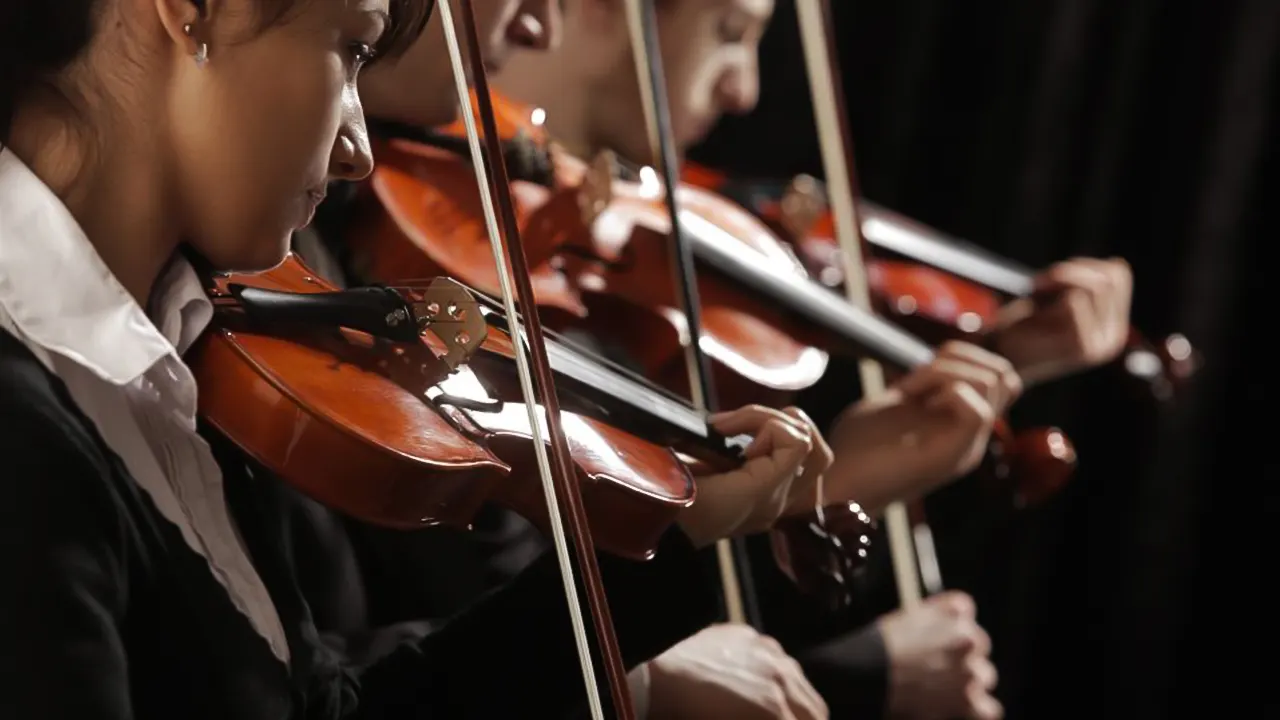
[678,405,833,549]
[648,624,829,720]
[993,257,1133,386]
[881,592,1002,720]
[825,342,1020,514]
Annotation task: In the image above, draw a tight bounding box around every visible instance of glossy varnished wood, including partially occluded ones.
[354,136,830,412]
[192,258,508,529]
[193,254,694,559]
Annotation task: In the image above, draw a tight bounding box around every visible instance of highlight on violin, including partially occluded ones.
[1,0,1257,717]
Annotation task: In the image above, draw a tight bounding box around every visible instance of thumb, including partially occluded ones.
[743,416,811,469]
[708,405,778,436]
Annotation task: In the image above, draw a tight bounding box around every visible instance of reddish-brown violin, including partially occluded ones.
[190,252,733,559]
[682,167,1200,401]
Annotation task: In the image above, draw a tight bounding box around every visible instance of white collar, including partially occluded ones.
[0,148,212,385]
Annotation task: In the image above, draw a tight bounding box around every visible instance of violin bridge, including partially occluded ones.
[577,150,617,226]
[411,278,488,371]
[780,174,827,240]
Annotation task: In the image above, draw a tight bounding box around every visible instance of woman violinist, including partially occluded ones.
[490,1,1121,719]
[0,1,833,718]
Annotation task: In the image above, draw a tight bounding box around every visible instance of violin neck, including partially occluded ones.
[857,201,1037,297]
[704,175,1039,298]
[477,305,744,465]
[678,211,935,371]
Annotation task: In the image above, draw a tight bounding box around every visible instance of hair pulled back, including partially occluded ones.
[0,1,99,142]
[0,0,434,145]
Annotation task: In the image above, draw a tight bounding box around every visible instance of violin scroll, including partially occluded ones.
[986,423,1077,507]
[771,502,876,613]
[1122,331,1200,402]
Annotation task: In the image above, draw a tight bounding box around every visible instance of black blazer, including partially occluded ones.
[0,329,718,719]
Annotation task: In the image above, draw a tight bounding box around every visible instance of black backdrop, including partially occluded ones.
[691,1,1276,717]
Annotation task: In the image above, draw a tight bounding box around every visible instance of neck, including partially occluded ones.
[7,100,178,308]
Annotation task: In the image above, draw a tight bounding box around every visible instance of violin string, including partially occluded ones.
[386,280,702,408]
[435,3,606,717]
[793,0,928,609]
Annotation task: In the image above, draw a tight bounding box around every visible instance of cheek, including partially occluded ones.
[249,61,344,186]
[170,47,345,267]
[665,58,718,137]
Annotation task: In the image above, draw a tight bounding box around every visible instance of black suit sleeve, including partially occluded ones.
[0,388,133,720]
[214,434,718,720]
[797,622,890,720]
[351,528,716,719]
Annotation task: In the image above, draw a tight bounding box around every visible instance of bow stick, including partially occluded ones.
[792,0,939,605]
[440,1,634,716]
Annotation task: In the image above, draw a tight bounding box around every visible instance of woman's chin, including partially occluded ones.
[208,233,293,276]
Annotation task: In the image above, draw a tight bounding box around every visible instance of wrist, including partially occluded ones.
[629,662,653,719]
[985,328,1054,388]
[675,517,722,550]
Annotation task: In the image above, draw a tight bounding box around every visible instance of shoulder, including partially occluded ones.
[0,328,108,467]
[0,330,130,543]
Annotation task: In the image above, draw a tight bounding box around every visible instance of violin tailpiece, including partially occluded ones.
[412,278,489,371]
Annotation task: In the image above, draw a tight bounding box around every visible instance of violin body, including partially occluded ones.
[191,253,696,560]
[345,136,828,410]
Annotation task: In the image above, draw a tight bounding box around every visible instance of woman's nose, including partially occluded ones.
[716,65,760,115]
[331,116,374,182]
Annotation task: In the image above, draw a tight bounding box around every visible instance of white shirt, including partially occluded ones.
[0,148,291,664]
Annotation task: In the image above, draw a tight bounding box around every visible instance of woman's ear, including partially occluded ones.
[153,0,219,61]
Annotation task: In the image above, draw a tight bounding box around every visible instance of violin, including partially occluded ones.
[344,99,1073,506]
[192,251,728,558]
[192,223,871,591]
[683,167,1200,401]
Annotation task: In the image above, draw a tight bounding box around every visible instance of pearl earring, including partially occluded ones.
[183,23,209,67]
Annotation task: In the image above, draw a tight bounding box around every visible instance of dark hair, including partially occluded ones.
[0,0,434,144]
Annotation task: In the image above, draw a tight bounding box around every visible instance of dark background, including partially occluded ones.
[691,1,1276,717]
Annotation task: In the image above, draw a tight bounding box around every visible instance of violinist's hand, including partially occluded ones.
[647,624,829,720]
[824,342,1021,514]
[992,257,1132,386]
[882,592,1002,720]
[678,406,833,549]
